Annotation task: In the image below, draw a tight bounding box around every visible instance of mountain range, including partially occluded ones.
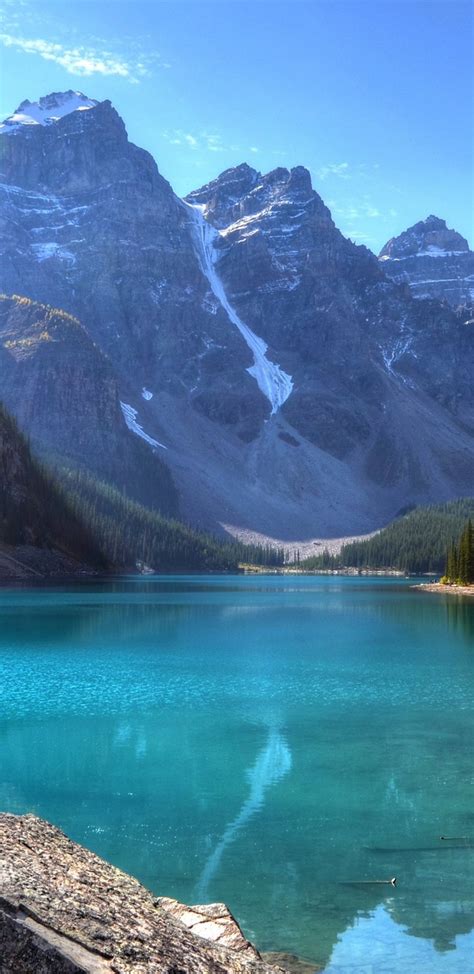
[0,91,472,541]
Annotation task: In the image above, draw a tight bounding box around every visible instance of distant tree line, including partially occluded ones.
[300,499,474,574]
[59,468,284,572]
[443,520,474,585]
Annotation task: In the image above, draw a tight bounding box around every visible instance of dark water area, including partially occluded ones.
[0,576,472,972]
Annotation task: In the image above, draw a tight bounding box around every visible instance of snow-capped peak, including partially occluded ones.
[0,91,98,135]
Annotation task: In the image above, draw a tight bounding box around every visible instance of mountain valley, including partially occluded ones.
[0,91,472,541]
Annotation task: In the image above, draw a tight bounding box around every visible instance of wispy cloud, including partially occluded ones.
[162,128,259,156]
[341,229,371,242]
[0,31,167,81]
[317,162,351,181]
[162,129,201,149]
[163,129,199,148]
[315,161,387,184]
[330,198,381,221]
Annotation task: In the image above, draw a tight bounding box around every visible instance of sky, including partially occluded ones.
[0,0,472,253]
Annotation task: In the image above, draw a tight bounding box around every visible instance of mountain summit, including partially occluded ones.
[379,216,473,306]
[0,91,98,134]
[0,93,472,538]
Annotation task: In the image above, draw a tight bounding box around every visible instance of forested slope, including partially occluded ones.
[59,468,284,572]
[0,403,106,571]
[301,499,474,573]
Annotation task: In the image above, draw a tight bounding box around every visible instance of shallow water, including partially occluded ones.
[0,575,472,972]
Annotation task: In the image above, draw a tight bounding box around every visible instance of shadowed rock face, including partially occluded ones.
[0,813,286,974]
[0,402,106,572]
[0,94,473,537]
[379,216,474,308]
[0,295,178,514]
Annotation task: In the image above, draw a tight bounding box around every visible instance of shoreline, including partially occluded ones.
[412,581,474,597]
[240,564,409,576]
[0,566,437,587]
[0,566,429,586]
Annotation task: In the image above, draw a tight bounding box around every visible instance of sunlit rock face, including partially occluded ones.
[0,95,262,441]
[0,813,283,974]
[0,94,473,536]
[379,216,474,308]
[187,165,474,474]
[0,295,177,513]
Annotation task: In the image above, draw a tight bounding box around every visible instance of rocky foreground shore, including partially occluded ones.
[0,813,288,974]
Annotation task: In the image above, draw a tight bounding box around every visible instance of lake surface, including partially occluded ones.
[0,575,473,972]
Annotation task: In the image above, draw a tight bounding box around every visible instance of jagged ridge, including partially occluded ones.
[0,92,472,539]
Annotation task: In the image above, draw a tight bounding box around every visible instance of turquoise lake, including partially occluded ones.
[0,575,473,972]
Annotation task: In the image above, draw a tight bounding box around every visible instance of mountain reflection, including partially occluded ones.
[322,904,474,973]
[195,726,292,901]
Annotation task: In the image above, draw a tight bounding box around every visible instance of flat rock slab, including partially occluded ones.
[156,897,256,953]
[0,813,286,974]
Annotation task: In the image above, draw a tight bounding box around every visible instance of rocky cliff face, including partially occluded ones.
[379,216,474,307]
[185,165,474,507]
[0,93,473,538]
[0,295,178,514]
[0,94,259,440]
[0,813,285,974]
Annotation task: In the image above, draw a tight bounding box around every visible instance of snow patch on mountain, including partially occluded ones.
[381,248,468,262]
[30,242,76,263]
[120,402,167,450]
[185,201,293,414]
[0,91,98,134]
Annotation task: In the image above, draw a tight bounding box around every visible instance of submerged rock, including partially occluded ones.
[0,813,286,973]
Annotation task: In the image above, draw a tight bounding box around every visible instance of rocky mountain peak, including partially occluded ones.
[186,163,260,225]
[287,164,313,193]
[0,91,99,134]
[186,162,322,234]
[0,93,161,194]
[379,216,473,307]
[423,214,447,229]
[379,215,470,260]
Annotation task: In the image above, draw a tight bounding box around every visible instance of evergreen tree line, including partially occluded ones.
[300,499,474,574]
[443,519,474,585]
[0,400,285,572]
[58,468,285,572]
[0,404,106,565]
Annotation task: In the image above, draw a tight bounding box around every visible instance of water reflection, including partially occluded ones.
[196,726,292,901]
[444,596,474,644]
[322,904,474,973]
[0,576,472,972]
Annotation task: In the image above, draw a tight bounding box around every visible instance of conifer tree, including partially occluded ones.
[446,542,458,582]
[458,519,473,584]
[466,519,474,583]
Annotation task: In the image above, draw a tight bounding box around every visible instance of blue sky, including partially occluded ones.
[0,0,472,252]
